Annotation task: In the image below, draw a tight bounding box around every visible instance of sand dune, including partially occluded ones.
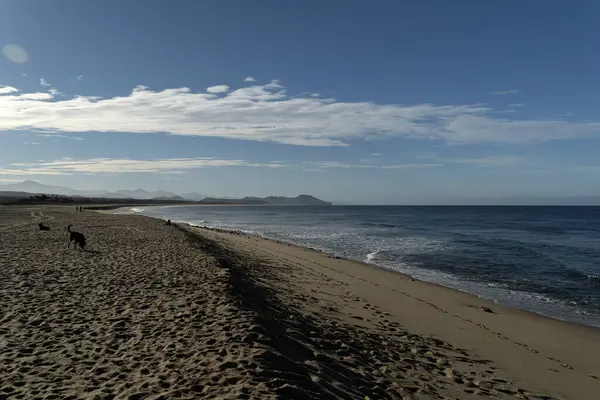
[1,206,599,399]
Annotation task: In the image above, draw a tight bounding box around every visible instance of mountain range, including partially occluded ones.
[0,180,202,201]
[0,180,331,205]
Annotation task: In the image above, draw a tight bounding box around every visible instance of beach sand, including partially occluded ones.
[1,206,599,399]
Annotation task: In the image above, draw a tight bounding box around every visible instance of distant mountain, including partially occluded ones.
[181,192,207,201]
[0,180,106,197]
[112,189,181,200]
[0,181,331,205]
[0,181,183,200]
[200,194,332,206]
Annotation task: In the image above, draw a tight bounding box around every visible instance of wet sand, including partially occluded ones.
[1,205,599,399]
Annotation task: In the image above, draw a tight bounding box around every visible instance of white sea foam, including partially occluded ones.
[366,250,379,263]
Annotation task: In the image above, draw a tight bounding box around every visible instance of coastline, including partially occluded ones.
[190,224,600,330]
[186,226,600,364]
[2,205,599,399]
[138,210,599,329]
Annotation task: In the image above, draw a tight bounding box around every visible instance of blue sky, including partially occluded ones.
[1,0,600,204]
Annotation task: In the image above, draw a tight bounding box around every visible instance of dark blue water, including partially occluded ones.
[116,205,600,327]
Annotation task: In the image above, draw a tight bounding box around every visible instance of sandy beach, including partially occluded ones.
[1,206,599,399]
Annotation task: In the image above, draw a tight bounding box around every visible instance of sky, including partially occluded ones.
[1,0,600,204]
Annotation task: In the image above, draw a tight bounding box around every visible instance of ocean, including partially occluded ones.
[115,205,600,328]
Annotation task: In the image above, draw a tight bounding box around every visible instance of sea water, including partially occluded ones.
[115,205,600,327]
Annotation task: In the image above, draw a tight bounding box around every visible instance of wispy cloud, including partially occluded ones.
[76,75,84,81]
[206,85,229,94]
[0,168,70,176]
[303,161,443,169]
[38,78,62,96]
[508,103,524,108]
[303,161,371,169]
[8,157,287,175]
[381,163,443,169]
[35,133,85,141]
[491,89,520,96]
[412,153,530,168]
[0,80,598,147]
[452,155,528,167]
[244,76,257,82]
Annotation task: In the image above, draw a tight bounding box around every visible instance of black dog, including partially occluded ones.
[38,222,50,231]
[67,224,86,250]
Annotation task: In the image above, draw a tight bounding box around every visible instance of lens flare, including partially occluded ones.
[3,44,29,63]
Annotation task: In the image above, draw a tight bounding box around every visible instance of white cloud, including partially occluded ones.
[244,76,257,82]
[17,92,54,100]
[40,78,51,87]
[0,80,598,147]
[5,157,444,176]
[508,103,524,108]
[21,73,28,77]
[206,85,229,94]
[264,80,283,90]
[371,153,383,156]
[491,89,520,96]
[77,75,84,81]
[9,157,287,175]
[0,86,19,95]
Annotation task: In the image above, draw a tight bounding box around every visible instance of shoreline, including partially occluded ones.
[184,223,600,334]
[121,207,600,330]
[2,205,599,398]
[183,221,600,399]
[198,224,597,326]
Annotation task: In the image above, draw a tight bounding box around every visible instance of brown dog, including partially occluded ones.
[67,224,86,250]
